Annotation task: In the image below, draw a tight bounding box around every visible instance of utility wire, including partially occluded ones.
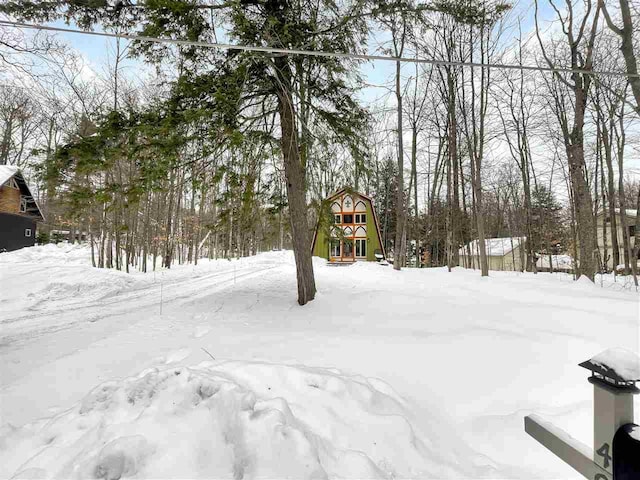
[1,20,639,79]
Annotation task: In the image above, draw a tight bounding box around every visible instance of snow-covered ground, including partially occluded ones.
[1,244,638,479]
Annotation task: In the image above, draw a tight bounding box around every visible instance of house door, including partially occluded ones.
[342,240,353,259]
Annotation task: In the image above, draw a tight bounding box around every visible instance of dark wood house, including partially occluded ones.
[0,166,44,252]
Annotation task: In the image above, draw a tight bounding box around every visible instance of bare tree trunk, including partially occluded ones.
[142,191,150,273]
[274,56,316,305]
[596,100,621,270]
[446,139,453,271]
[195,178,206,265]
[413,134,419,268]
[536,0,599,280]
[188,176,196,263]
[445,69,460,268]
[468,26,489,277]
[633,187,640,285]
[599,130,608,272]
[408,125,418,267]
[164,170,176,268]
[106,229,113,269]
[393,59,407,271]
[600,0,640,116]
[90,230,96,267]
[616,111,635,282]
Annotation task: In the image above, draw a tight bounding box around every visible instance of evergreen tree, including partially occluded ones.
[2,0,369,305]
[531,184,567,256]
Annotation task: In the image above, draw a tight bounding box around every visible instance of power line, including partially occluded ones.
[1,20,639,79]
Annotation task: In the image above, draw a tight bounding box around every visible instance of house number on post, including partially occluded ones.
[524,348,640,480]
[596,443,611,469]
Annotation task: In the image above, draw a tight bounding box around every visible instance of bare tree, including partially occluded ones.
[599,0,640,115]
[0,86,38,166]
[459,7,506,277]
[535,0,601,280]
[376,5,410,270]
[404,60,432,267]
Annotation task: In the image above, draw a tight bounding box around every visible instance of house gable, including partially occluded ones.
[0,166,44,221]
[312,188,386,261]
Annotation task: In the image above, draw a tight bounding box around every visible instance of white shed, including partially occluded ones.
[459,237,526,271]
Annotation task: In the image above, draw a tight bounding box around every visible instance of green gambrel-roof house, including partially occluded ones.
[312,188,386,263]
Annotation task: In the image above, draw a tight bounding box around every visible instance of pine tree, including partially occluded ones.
[2,0,369,305]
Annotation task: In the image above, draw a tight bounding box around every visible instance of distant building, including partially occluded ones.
[0,166,44,252]
[596,209,637,270]
[49,230,89,243]
[536,254,574,273]
[459,237,526,271]
[312,188,385,263]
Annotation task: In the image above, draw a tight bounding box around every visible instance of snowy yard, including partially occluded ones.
[1,245,638,479]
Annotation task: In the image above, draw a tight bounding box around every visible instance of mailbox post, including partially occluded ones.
[578,356,638,475]
[525,349,640,480]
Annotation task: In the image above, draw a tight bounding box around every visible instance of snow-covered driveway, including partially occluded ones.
[1,245,638,479]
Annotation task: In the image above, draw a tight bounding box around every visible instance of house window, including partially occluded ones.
[4,178,19,189]
[355,213,366,224]
[355,239,367,257]
[19,196,27,213]
[330,239,341,257]
[334,214,341,224]
[343,214,353,224]
[630,225,636,238]
[25,228,32,237]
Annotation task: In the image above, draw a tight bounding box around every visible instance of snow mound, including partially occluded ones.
[0,362,438,479]
[0,244,142,316]
[39,269,137,301]
[590,347,640,380]
[193,325,211,338]
[0,243,92,265]
[573,275,597,288]
[0,262,138,316]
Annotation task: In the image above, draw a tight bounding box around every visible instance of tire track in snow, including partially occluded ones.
[2,264,275,323]
[0,263,280,348]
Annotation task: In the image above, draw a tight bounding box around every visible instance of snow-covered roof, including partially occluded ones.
[0,165,19,186]
[0,165,44,220]
[536,254,574,269]
[326,186,374,203]
[459,237,525,257]
[615,208,637,218]
[598,208,637,218]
